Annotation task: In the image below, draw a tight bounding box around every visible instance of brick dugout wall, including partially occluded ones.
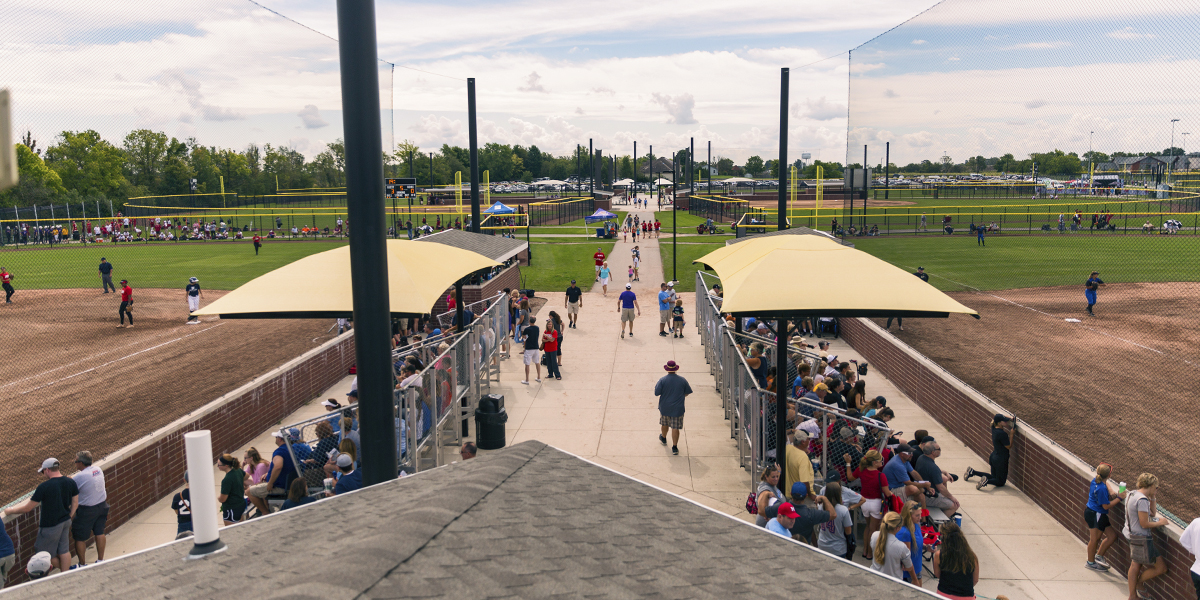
[839,317,1195,599]
[2,332,356,586]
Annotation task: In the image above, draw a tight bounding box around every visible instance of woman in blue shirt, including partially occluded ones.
[1084,463,1124,571]
[893,500,924,584]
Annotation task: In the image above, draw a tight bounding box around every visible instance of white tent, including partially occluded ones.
[535,179,569,186]
[721,177,755,183]
[613,178,634,186]
[653,178,674,186]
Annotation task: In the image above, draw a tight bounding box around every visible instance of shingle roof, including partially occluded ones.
[2,442,931,599]
[416,228,528,262]
[726,226,853,247]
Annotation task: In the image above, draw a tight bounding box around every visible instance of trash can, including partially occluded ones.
[596,227,605,238]
[475,394,508,450]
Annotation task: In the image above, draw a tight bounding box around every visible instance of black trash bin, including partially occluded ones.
[475,394,508,450]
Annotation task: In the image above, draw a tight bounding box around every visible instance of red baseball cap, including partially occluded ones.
[776,502,801,519]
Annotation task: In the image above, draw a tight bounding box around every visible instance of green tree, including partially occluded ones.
[526,145,543,178]
[122,129,169,190]
[802,160,843,179]
[744,155,764,177]
[716,157,734,175]
[44,130,127,197]
[0,144,67,207]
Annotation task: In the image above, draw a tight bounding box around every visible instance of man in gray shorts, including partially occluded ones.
[617,283,640,339]
[72,451,109,566]
[2,458,79,573]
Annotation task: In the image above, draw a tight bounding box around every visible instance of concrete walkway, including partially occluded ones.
[495,201,749,517]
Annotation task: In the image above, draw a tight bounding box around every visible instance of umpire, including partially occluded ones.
[98,258,116,293]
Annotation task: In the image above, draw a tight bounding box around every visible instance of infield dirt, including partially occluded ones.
[0,288,336,506]
[873,282,1200,521]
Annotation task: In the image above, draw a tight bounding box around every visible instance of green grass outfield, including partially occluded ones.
[658,238,729,293]
[521,240,617,292]
[0,240,345,290]
[852,234,1200,292]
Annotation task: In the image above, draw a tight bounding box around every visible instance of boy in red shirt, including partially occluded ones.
[118,280,134,328]
[593,247,606,281]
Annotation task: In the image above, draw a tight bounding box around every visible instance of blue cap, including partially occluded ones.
[433,328,442,335]
[746,318,756,327]
[791,481,808,499]
[287,427,301,441]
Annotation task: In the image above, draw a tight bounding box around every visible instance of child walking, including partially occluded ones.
[628,265,635,284]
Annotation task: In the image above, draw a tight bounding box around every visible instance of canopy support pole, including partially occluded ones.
[336,0,396,486]
[455,281,465,333]
[776,318,790,493]
[778,68,789,232]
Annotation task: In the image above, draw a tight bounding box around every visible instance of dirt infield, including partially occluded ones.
[0,289,336,506]
[874,282,1200,521]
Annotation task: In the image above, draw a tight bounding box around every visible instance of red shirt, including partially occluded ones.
[593,252,605,266]
[253,235,261,243]
[1,271,11,284]
[854,467,886,500]
[654,221,661,230]
[541,329,558,352]
[120,286,132,301]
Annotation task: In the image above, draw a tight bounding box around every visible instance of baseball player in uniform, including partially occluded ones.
[117,280,134,328]
[1085,271,1105,317]
[252,233,262,255]
[1,267,14,303]
[185,277,203,323]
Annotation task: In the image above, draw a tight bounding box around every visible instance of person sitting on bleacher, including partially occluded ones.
[331,454,362,495]
[246,431,299,516]
[308,421,340,469]
[914,438,960,515]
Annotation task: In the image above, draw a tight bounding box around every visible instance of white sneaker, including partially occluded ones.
[535,378,542,383]
[520,380,529,385]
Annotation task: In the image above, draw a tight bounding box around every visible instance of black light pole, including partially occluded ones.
[589,138,594,197]
[775,66,789,493]
[335,0,395,486]
[633,141,637,204]
[707,140,712,197]
[468,78,481,233]
[576,144,580,187]
[863,144,869,229]
[885,142,890,201]
[649,145,654,202]
[778,67,789,233]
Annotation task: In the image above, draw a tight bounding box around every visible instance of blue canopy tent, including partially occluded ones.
[483,201,516,214]
[584,208,619,238]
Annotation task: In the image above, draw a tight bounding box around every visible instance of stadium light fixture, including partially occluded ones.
[0,89,16,192]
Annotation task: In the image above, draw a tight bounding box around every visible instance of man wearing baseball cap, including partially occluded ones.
[2,458,80,574]
[117,279,134,328]
[185,276,203,323]
[655,361,693,455]
[564,279,583,329]
[1085,271,1105,317]
[785,431,815,505]
[765,502,801,538]
[331,453,362,495]
[246,430,298,517]
[617,283,640,339]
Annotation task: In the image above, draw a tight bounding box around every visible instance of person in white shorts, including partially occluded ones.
[598,262,611,296]
[520,317,541,384]
[185,277,203,323]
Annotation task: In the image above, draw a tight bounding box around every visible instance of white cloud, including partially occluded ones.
[157,70,244,122]
[1024,99,1047,109]
[1000,41,1069,50]
[884,89,899,98]
[518,71,547,93]
[297,105,328,129]
[1108,27,1155,40]
[650,92,697,124]
[591,87,616,96]
[911,39,927,45]
[794,96,846,121]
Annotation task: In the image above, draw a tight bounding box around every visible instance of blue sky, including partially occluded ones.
[1,0,948,165]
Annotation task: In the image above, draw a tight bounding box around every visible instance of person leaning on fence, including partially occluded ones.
[784,430,815,505]
[754,465,784,528]
[965,413,1014,490]
[1084,462,1124,572]
[0,496,13,588]
[1125,472,1169,600]
[2,458,79,574]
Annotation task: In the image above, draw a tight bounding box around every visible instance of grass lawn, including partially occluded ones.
[554,211,628,228]
[0,240,346,290]
[659,237,729,292]
[852,234,1200,292]
[521,240,617,293]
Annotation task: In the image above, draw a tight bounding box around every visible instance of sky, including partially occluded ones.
[847,0,1200,167]
[0,0,940,165]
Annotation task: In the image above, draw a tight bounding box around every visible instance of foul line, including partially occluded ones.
[18,323,226,395]
[897,264,1198,366]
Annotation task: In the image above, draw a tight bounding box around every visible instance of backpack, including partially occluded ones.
[745,492,758,515]
[857,362,869,376]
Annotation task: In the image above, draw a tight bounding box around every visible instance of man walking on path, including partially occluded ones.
[658,283,673,337]
[98,258,115,293]
[655,361,693,456]
[593,247,606,281]
[617,283,640,339]
[564,280,583,328]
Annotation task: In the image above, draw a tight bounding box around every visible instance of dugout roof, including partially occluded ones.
[415,228,527,263]
[192,239,499,319]
[695,234,979,319]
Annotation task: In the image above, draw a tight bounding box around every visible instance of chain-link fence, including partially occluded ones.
[280,292,508,481]
[695,270,892,492]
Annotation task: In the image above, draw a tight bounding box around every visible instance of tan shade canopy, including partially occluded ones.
[719,177,756,183]
[694,235,979,318]
[194,240,500,319]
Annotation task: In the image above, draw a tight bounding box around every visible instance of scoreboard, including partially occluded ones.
[386,178,416,199]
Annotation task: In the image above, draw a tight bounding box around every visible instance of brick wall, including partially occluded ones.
[2,332,357,586]
[839,317,1194,599]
